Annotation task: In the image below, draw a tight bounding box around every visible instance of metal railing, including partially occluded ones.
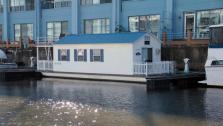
[134,61,175,76]
[10,6,25,12]
[55,1,71,8]
[37,60,53,71]
[162,31,209,42]
[42,1,71,9]
[37,37,59,46]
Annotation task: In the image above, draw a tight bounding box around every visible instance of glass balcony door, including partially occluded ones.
[184,13,195,39]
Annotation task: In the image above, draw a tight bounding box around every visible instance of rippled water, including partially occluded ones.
[0,78,223,126]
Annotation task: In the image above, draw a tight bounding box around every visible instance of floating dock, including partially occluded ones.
[146,72,206,91]
[0,69,42,81]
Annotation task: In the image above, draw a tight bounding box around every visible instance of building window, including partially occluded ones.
[58,49,70,61]
[81,0,112,5]
[14,24,33,42]
[47,21,68,40]
[74,49,87,62]
[210,26,223,45]
[26,0,35,11]
[42,0,71,9]
[0,0,3,13]
[129,15,160,36]
[84,18,110,34]
[196,9,223,39]
[90,49,104,62]
[0,24,2,41]
[10,0,35,12]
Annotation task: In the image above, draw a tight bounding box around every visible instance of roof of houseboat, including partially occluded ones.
[55,32,146,44]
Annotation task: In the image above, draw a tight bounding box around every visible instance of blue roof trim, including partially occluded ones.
[55,32,146,44]
[209,44,223,48]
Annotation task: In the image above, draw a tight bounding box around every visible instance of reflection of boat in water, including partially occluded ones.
[204,24,223,86]
[0,49,17,69]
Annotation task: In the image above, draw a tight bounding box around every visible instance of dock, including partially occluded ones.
[0,69,42,81]
[146,72,206,91]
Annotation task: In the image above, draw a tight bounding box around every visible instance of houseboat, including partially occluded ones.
[205,24,223,86]
[37,32,175,82]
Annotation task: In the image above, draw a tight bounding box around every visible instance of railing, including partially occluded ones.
[162,31,209,43]
[42,1,71,9]
[37,37,59,46]
[134,61,175,76]
[10,6,25,12]
[55,1,71,8]
[37,60,53,71]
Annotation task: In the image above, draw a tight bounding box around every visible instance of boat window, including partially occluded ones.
[211,60,223,65]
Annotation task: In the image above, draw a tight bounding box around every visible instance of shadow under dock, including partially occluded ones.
[146,72,206,91]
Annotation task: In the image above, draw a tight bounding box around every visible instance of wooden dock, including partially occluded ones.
[146,72,206,91]
[0,69,42,81]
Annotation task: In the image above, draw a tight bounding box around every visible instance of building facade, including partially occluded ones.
[0,0,222,43]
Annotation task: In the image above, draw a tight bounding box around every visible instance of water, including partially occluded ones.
[0,78,223,126]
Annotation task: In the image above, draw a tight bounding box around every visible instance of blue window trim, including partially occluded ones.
[90,49,104,62]
[74,49,87,62]
[58,49,70,61]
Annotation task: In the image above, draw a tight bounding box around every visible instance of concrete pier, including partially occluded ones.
[146,72,206,91]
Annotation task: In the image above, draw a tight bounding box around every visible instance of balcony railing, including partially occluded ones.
[162,31,209,44]
[55,1,71,8]
[42,1,71,9]
[37,37,59,46]
[10,6,25,12]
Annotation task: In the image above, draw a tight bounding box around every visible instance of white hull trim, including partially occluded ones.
[42,72,146,83]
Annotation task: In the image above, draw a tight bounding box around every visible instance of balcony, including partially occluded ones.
[10,6,25,12]
[42,0,71,9]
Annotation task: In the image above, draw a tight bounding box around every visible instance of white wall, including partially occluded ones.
[133,33,161,63]
[53,44,134,75]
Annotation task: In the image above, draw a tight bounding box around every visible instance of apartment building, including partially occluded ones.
[0,0,222,44]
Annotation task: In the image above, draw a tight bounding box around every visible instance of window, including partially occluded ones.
[14,24,33,42]
[42,0,71,9]
[58,49,70,61]
[0,24,2,41]
[84,18,110,34]
[210,26,223,45]
[211,60,223,66]
[129,15,160,36]
[90,49,104,62]
[10,0,35,11]
[196,9,223,39]
[74,49,87,62]
[184,13,195,38]
[26,0,35,11]
[47,21,68,40]
[0,0,3,13]
[81,0,112,5]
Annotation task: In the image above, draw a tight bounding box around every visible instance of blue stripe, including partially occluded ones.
[209,44,223,48]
